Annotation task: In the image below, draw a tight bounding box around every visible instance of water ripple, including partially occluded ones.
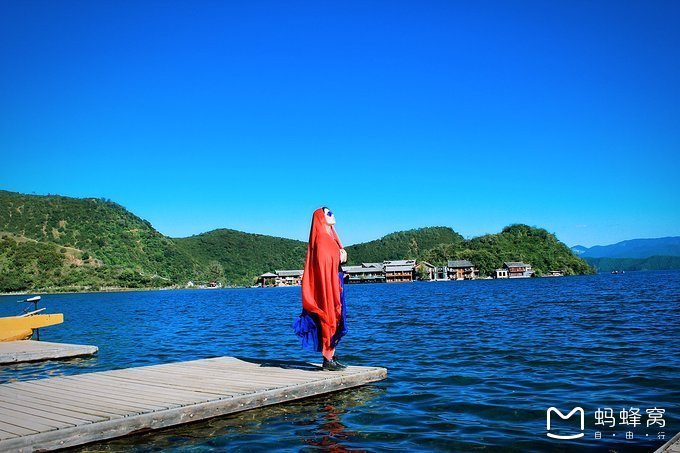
[0,270,678,451]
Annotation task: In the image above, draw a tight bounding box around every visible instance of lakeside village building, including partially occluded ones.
[257,261,545,287]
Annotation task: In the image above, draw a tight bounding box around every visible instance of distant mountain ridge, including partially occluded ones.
[584,256,680,273]
[572,237,680,259]
[571,245,588,256]
[1,189,593,292]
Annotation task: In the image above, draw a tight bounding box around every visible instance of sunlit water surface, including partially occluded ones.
[1,270,678,452]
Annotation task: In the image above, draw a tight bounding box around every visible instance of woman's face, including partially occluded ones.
[323,208,336,225]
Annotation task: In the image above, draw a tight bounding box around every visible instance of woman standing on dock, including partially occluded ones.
[294,207,348,371]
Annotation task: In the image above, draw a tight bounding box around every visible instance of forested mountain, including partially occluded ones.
[173,229,306,286]
[346,227,464,264]
[0,190,593,292]
[0,190,200,282]
[0,234,177,292]
[0,191,309,291]
[347,224,592,277]
[422,224,593,276]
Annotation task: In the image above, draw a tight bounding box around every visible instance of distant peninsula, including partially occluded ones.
[0,190,592,293]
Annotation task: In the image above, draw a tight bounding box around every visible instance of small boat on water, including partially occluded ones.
[0,296,64,342]
[611,270,625,274]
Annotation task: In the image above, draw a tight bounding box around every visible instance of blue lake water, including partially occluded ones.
[1,270,679,452]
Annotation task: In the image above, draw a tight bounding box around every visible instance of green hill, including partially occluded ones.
[0,190,593,292]
[0,190,310,291]
[421,224,593,276]
[0,233,176,292]
[173,229,307,286]
[0,190,201,287]
[346,227,464,264]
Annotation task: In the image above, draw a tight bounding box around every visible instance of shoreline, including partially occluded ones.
[2,269,671,297]
[0,285,247,297]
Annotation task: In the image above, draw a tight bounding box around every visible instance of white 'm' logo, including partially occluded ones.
[546,407,585,439]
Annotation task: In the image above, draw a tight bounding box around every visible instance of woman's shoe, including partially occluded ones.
[322,358,347,371]
[332,356,347,367]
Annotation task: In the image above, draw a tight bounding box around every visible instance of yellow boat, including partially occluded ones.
[0,297,64,341]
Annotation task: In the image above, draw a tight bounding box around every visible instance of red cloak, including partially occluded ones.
[301,208,344,356]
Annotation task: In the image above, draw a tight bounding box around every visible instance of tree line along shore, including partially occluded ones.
[0,190,593,293]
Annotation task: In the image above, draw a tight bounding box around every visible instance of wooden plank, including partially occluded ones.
[13,377,168,408]
[128,362,321,385]
[0,421,39,438]
[0,387,116,418]
[107,368,267,392]
[0,395,109,423]
[59,374,222,403]
[51,375,198,404]
[171,358,296,370]
[0,356,386,452]
[93,370,233,393]
[0,340,98,365]
[656,432,680,453]
[170,362,324,382]
[172,359,359,380]
[97,370,253,394]
[0,410,63,432]
[120,360,367,389]
[15,379,172,411]
[4,382,161,413]
[57,376,221,405]
[102,368,257,390]
[0,428,19,441]
[0,399,91,426]
[124,366,306,387]
[5,372,237,411]
[174,357,324,373]
[93,373,240,397]
[0,386,128,418]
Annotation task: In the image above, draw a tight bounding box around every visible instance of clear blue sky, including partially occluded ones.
[1,1,678,247]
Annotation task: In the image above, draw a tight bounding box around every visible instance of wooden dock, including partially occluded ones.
[0,356,386,451]
[656,432,680,453]
[0,341,98,365]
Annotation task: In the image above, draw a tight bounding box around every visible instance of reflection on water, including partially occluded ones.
[1,270,679,451]
[74,386,384,452]
[303,403,360,452]
[0,356,98,383]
